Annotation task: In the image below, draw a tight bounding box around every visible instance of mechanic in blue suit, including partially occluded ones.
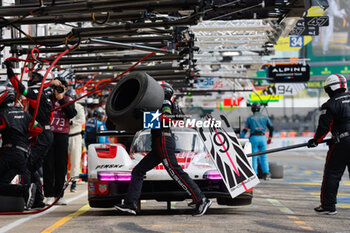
[85,107,109,148]
[240,103,274,180]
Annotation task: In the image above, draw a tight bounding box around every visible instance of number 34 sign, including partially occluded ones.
[290,36,304,48]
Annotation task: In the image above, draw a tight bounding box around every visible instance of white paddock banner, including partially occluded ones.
[197,113,259,198]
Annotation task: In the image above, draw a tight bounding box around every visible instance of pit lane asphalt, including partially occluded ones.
[1,151,350,233]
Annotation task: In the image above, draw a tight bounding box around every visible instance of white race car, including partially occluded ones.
[88,128,253,209]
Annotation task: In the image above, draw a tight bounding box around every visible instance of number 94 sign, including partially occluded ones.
[275,83,306,96]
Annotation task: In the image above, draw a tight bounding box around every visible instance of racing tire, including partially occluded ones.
[106,72,164,133]
[89,199,121,208]
[216,197,252,206]
[269,162,284,179]
[0,195,25,212]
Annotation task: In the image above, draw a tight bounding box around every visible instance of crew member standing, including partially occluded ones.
[44,79,77,205]
[115,82,211,217]
[84,107,109,148]
[0,88,42,209]
[240,103,274,180]
[66,89,85,192]
[307,74,350,215]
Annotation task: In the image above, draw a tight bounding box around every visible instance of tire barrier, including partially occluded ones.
[106,72,164,133]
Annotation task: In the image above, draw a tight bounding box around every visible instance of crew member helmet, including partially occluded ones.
[0,88,15,108]
[28,69,54,87]
[93,107,105,119]
[251,102,261,113]
[160,82,174,100]
[324,74,347,96]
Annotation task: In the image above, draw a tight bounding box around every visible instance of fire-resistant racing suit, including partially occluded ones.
[0,105,42,198]
[8,68,54,207]
[313,91,350,211]
[123,98,205,208]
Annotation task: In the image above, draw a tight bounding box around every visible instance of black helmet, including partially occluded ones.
[0,88,15,108]
[28,71,44,86]
[251,102,261,113]
[65,88,77,99]
[93,107,105,119]
[161,82,174,100]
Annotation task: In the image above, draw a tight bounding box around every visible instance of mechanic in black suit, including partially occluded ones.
[115,82,211,216]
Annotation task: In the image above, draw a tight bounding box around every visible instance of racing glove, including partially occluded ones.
[3,59,13,69]
[267,136,272,144]
[307,138,318,148]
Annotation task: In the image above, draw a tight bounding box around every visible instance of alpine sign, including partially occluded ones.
[197,113,259,198]
[268,64,310,83]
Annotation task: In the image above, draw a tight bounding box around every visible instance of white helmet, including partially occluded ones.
[324,74,347,94]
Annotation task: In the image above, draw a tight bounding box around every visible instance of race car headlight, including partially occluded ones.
[203,170,222,180]
[98,172,132,181]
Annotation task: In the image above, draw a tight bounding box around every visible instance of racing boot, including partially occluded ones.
[314,205,337,215]
[24,183,37,210]
[115,203,137,215]
[193,197,212,217]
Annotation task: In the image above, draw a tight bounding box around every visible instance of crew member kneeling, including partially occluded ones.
[0,88,42,209]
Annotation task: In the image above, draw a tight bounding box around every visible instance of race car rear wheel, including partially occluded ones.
[106,72,164,132]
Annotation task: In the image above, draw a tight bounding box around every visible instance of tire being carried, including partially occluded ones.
[106,72,164,133]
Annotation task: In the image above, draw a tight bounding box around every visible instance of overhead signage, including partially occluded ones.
[260,84,305,96]
[255,65,350,78]
[289,25,319,36]
[274,83,306,96]
[305,16,329,27]
[268,64,310,83]
[290,36,304,47]
[274,36,312,52]
[289,16,328,36]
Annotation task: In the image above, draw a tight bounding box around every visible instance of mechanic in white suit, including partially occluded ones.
[321,0,346,54]
[66,89,85,192]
